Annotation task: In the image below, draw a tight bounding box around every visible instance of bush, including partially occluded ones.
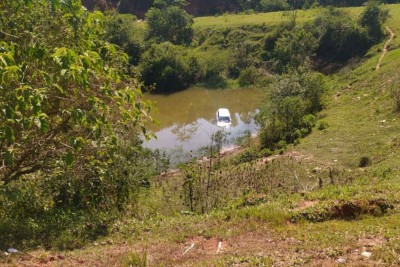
[139,42,196,92]
[123,250,148,267]
[104,13,145,65]
[301,114,317,135]
[359,0,390,44]
[312,8,372,62]
[257,72,326,149]
[273,26,318,73]
[317,121,329,130]
[232,149,259,164]
[258,148,273,158]
[146,4,193,45]
[197,51,228,88]
[261,0,289,12]
[238,67,261,86]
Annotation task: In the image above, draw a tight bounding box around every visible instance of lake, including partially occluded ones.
[144,87,266,163]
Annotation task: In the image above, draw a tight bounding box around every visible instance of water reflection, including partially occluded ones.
[143,87,265,163]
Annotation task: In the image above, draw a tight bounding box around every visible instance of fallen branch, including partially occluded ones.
[0,30,19,39]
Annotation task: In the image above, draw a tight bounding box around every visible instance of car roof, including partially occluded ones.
[217,108,230,117]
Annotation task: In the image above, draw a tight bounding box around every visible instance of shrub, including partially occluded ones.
[233,149,259,164]
[238,67,261,87]
[257,72,326,149]
[104,13,145,65]
[139,42,196,92]
[273,27,318,73]
[312,8,372,62]
[359,0,390,44]
[258,148,273,158]
[261,0,289,12]
[197,51,228,88]
[317,121,329,130]
[146,3,193,45]
[123,250,148,267]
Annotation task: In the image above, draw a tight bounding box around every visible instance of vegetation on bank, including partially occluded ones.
[84,0,400,17]
[1,1,400,265]
[103,0,389,94]
[0,0,166,250]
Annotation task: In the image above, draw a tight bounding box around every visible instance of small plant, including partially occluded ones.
[317,121,329,130]
[258,148,272,158]
[233,149,259,164]
[123,250,148,267]
[238,67,260,87]
[359,156,372,167]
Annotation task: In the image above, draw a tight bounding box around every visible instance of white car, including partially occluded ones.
[216,108,232,127]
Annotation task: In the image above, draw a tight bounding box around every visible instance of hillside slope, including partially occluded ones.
[3,4,400,267]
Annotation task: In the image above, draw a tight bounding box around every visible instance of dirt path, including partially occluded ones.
[376,26,395,70]
[14,225,384,267]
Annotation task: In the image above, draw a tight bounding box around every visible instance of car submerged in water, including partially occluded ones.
[216,108,232,127]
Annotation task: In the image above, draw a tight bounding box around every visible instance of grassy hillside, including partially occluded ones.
[3,4,400,267]
[193,6,365,30]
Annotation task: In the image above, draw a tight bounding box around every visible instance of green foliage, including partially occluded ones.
[228,40,263,78]
[237,0,263,12]
[0,0,158,249]
[257,72,325,149]
[292,198,393,222]
[146,4,193,45]
[273,26,318,73]
[360,0,390,43]
[123,250,148,267]
[317,120,329,130]
[0,0,153,185]
[0,175,116,249]
[104,13,145,65]
[232,148,260,164]
[313,8,371,62]
[197,50,228,88]
[139,42,196,92]
[238,67,261,86]
[261,0,289,12]
[153,0,188,9]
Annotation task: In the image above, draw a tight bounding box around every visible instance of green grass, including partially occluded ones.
[297,46,400,169]
[4,4,400,266]
[193,4,400,31]
[117,4,400,264]
[194,8,326,30]
[115,5,400,263]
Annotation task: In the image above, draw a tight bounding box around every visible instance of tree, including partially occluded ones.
[313,8,370,61]
[260,0,289,12]
[237,0,263,12]
[257,72,326,149]
[273,26,318,73]
[104,13,145,65]
[0,0,153,190]
[145,0,193,45]
[139,42,195,93]
[360,0,390,43]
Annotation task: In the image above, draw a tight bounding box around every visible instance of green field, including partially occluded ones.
[193,5,366,29]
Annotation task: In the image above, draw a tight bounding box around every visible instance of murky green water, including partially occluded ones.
[144,87,266,163]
